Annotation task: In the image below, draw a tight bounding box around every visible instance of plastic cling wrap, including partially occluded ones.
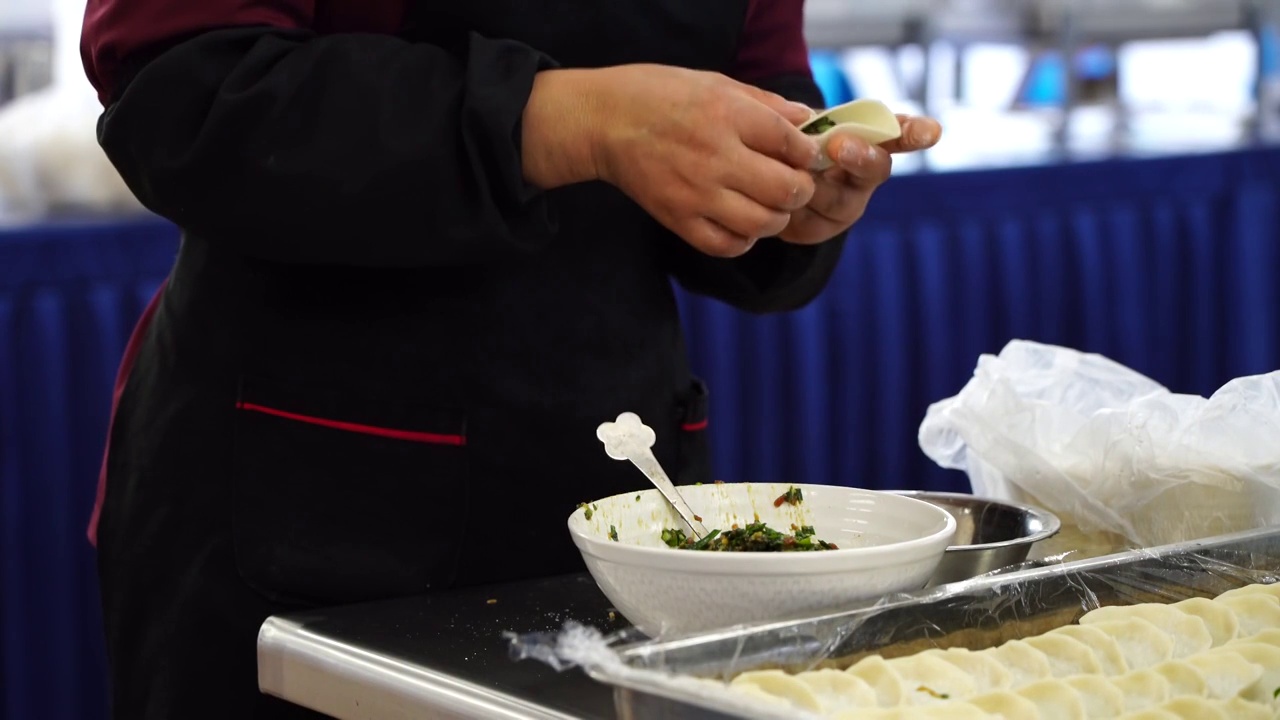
[918,340,1280,558]
[508,527,1280,720]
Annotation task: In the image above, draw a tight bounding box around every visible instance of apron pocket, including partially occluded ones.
[231,376,467,605]
[676,377,712,486]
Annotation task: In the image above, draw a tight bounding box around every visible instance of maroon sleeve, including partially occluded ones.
[82,1,311,103]
[729,0,812,84]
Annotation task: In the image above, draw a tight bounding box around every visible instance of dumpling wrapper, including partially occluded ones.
[831,702,995,720]
[718,679,795,711]
[984,640,1055,688]
[799,99,903,171]
[1063,675,1126,719]
[1015,679,1088,720]
[794,668,878,713]
[1236,627,1280,648]
[1148,660,1208,698]
[1220,697,1274,720]
[1156,696,1229,720]
[1205,642,1280,706]
[968,690,1043,720]
[1214,593,1280,638]
[1215,582,1280,603]
[887,652,979,705]
[922,648,1014,693]
[1022,635,1104,678]
[1170,597,1239,646]
[730,669,823,713]
[1080,604,1213,658]
[1158,696,1272,720]
[1048,625,1129,676]
[1079,618,1175,671]
[1110,669,1172,713]
[1182,650,1264,699]
[845,655,907,707]
[1116,710,1179,720]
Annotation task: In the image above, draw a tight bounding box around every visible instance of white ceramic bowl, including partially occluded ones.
[567,482,956,637]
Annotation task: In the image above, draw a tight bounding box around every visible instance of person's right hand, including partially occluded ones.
[563,65,822,258]
[593,63,824,254]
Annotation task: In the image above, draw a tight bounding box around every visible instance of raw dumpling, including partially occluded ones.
[1063,675,1126,719]
[922,648,1014,693]
[1220,697,1275,720]
[730,670,823,713]
[1214,594,1280,637]
[1182,650,1264,699]
[1157,697,1272,720]
[1049,625,1129,676]
[1170,597,1239,646]
[720,681,795,710]
[887,652,979,705]
[831,702,995,719]
[968,690,1043,720]
[845,655,907,707]
[1147,660,1207,698]
[1156,696,1229,720]
[1080,604,1213,658]
[1116,710,1179,720]
[795,668,878,713]
[1205,642,1280,706]
[1015,679,1088,720]
[1240,627,1280,647]
[1022,635,1104,678]
[1215,582,1280,603]
[1082,619,1176,670]
[1110,669,1172,713]
[983,640,1055,688]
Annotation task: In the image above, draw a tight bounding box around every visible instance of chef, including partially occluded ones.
[79,0,941,716]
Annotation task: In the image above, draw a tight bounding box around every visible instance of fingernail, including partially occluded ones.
[865,144,880,163]
[839,141,859,164]
[910,122,940,145]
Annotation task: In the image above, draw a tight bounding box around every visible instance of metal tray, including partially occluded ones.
[579,527,1280,720]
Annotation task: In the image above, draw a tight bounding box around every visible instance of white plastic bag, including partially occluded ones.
[919,340,1280,557]
[0,0,144,219]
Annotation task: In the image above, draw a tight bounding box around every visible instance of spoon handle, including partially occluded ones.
[596,412,710,539]
[628,449,710,539]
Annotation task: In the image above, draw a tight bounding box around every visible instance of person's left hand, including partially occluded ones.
[777,115,942,245]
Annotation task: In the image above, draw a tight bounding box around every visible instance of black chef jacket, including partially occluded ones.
[81,0,845,717]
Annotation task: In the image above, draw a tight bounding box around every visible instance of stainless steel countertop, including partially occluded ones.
[258,574,628,720]
[257,526,1280,719]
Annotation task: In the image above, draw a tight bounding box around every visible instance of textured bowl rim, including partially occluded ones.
[567,484,957,575]
[887,490,1063,552]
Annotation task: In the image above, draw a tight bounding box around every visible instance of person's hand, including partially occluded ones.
[525,65,822,258]
[777,115,942,245]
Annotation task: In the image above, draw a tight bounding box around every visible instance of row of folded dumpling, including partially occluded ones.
[720,582,1280,719]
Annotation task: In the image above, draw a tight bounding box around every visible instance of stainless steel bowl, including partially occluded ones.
[889,491,1061,586]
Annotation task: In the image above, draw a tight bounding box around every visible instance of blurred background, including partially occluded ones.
[2,1,1279,719]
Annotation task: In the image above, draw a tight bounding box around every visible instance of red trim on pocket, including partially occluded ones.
[235,402,466,446]
[681,419,709,432]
